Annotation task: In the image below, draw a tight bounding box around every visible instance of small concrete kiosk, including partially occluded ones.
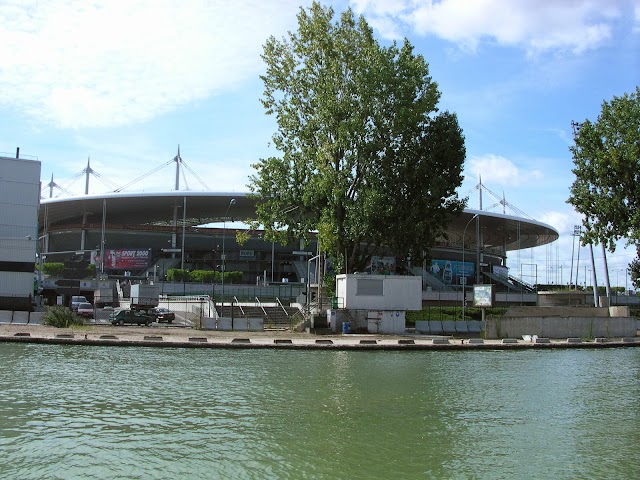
[330,274,422,334]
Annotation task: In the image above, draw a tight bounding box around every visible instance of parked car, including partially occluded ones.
[149,307,175,323]
[71,295,88,312]
[109,309,153,326]
[76,302,94,318]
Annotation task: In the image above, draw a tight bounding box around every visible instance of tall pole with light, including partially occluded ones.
[462,213,479,321]
[221,198,236,317]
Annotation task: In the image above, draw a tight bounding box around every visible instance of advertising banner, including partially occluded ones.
[430,259,475,285]
[369,256,396,275]
[91,248,152,271]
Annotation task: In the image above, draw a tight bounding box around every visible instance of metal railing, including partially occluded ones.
[233,296,245,316]
[276,297,289,316]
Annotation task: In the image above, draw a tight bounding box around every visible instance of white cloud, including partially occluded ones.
[0,0,304,129]
[466,153,543,186]
[351,0,628,54]
[539,210,580,237]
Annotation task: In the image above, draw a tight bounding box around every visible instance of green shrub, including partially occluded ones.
[167,268,189,282]
[42,306,85,328]
[190,270,218,283]
[225,271,243,284]
[41,262,65,276]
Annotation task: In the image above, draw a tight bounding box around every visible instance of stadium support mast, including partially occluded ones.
[175,146,181,191]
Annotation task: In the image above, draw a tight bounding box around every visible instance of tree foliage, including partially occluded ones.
[249,2,466,274]
[568,87,640,288]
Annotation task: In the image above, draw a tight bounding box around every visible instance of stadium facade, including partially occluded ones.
[37,189,559,304]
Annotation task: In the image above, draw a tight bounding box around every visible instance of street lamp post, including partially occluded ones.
[462,214,479,321]
[221,198,236,317]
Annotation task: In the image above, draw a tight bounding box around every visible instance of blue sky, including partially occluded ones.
[1,0,638,287]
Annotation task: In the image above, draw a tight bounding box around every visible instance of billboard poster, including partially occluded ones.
[368,256,396,275]
[430,259,474,285]
[473,284,493,307]
[91,248,152,271]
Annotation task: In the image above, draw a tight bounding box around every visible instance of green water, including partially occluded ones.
[0,344,638,479]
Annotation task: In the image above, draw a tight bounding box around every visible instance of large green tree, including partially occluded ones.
[568,86,640,288]
[249,2,466,274]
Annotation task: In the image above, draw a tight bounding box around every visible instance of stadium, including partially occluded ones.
[35,155,560,309]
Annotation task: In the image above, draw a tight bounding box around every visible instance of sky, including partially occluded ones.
[1,0,638,288]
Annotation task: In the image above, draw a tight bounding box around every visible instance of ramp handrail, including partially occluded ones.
[233,296,245,316]
[276,297,289,316]
[255,297,268,316]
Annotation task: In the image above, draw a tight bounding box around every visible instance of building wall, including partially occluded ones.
[485,315,637,339]
[0,156,41,310]
[335,274,422,311]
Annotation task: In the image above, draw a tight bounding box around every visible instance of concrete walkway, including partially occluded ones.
[0,324,638,350]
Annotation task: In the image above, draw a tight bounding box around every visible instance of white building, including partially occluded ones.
[0,154,41,310]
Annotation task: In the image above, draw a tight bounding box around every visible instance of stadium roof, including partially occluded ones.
[39,192,559,251]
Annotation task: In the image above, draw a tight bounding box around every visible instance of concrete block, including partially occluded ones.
[247,318,264,331]
[29,312,44,324]
[189,337,208,343]
[217,318,232,331]
[201,317,216,330]
[609,306,629,317]
[441,321,456,334]
[468,321,482,334]
[231,338,251,343]
[534,337,551,344]
[430,338,450,345]
[593,337,607,343]
[12,311,29,324]
[622,337,637,343]
[501,338,518,344]
[415,321,429,333]
[233,318,249,330]
[466,338,484,344]
[566,338,582,343]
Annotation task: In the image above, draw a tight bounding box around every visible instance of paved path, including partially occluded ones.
[1,324,638,350]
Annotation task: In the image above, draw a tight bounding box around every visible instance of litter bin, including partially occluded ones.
[331,296,338,309]
[342,322,351,334]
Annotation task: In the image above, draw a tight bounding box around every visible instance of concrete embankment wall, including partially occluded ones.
[486,316,637,339]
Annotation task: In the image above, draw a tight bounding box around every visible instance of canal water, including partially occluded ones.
[0,343,638,479]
